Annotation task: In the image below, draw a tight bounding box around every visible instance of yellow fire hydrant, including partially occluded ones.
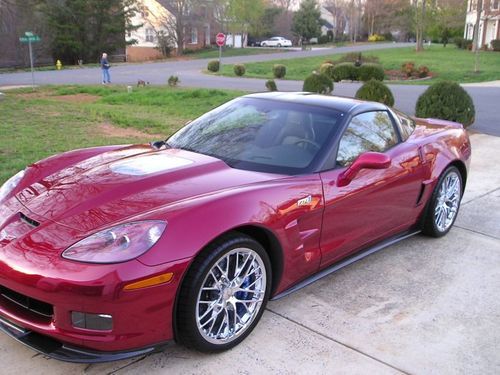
[56,60,62,70]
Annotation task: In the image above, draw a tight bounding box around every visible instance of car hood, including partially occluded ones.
[15,145,280,233]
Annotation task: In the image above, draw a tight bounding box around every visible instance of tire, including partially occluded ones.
[422,166,463,237]
[261,42,267,47]
[176,233,271,352]
[277,43,282,47]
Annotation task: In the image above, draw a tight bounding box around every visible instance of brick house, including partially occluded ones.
[126,0,218,62]
[464,0,500,49]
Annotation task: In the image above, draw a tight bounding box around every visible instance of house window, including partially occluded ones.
[191,28,198,44]
[145,28,155,43]
[493,0,499,9]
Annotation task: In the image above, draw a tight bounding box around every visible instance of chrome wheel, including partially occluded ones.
[196,248,267,345]
[434,171,461,232]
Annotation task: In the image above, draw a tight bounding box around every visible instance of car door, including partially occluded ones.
[319,110,425,267]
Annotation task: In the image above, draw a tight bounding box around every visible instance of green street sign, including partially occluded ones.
[19,35,41,43]
[25,31,34,37]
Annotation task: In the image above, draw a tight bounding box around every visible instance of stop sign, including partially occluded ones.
[216,33,225,47]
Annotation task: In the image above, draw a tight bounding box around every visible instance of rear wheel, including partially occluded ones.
[422,166,462,237]
[176,233,271,352]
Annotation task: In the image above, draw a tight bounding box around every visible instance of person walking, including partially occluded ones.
[100,53,111,84]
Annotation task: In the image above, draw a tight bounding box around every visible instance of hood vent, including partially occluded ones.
[19,212,40,228]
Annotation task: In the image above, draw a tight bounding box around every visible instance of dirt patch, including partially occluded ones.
[96,123,163,140]
[52,93,100,104]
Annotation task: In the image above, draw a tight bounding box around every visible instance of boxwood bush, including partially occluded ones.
[303,72,333,94]
[207,60,220,72]
[233,64,246,76]
[319,63,335,79]
[273,64,287,78]
[266,79,278,91]
[358,63,384,82]
[355,79,394,106]
[332,62,358,82]
[492,39,500,51]
[415,81,475,127]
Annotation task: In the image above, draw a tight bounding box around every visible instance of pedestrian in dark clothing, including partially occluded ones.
[100,53,111,84]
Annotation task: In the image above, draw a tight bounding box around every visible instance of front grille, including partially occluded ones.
[0,285,53,319]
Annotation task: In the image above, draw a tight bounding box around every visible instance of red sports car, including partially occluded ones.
[0,93,471,362]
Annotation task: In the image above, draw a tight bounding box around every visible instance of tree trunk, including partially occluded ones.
[415,0,426,52]
[472,0,483,53]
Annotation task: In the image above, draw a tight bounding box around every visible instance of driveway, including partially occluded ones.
[1,42,498,136]
[1,133,499,374]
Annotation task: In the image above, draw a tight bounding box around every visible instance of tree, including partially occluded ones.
[272,0,297,11]
[159,0,200,55]
[251,6,283,37]
[292,0,322,44]
[40,0,139,64]
[227,0,265,47]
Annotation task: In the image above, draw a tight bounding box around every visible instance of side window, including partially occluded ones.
[336,111,398,167]
[394,110,415,141]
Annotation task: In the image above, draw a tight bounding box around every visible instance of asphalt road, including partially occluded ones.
[1,42,498,136]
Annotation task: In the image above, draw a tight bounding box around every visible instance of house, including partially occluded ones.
[126,0,217,62]
[464,0,500,49]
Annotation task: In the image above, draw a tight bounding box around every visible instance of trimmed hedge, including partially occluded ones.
[492,39,500,51]
[358,63,384,82]
[303,72,333,94]
[332,62,358,82]
[355,79,394,106]
[266,79,278,91]
[273,64,287,78]
[319,62,335,79]
[233,64,246,76]
[415,81,475,127]
[207,60,220,72]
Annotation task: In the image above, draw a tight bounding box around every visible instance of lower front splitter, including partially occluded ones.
[0,315,167,363]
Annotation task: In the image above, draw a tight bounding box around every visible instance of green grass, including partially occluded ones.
[0,85,242,183]
[217,45,500,84]
[185,46,290,59]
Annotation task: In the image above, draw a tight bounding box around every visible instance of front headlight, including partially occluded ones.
[0,169,26,203]
[62,221,167,264]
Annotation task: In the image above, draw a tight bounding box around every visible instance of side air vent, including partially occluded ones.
[19,212,40,227]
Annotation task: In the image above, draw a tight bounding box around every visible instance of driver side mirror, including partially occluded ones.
[337,152,391,187]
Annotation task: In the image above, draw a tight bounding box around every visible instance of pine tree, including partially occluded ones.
[291,0,322,44]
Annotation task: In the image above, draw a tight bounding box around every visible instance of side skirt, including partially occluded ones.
[271,229,421,301]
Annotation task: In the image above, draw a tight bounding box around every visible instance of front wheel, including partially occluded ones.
[176,233,271,352]
[422,166,462,237]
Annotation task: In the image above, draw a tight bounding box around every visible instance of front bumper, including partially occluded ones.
[0,315,168,363]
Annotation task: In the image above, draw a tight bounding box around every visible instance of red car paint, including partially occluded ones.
[0,96,471,355]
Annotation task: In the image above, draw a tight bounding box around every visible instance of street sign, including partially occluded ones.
[19,35,41,43]
[25,31,34,37]
[216,33,225,47]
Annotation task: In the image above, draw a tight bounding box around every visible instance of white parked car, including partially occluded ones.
[260,37,292,47]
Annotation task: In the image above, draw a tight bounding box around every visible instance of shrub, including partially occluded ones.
[273,64,287,78]
[265,79,278,91]
[417,65,430,78]
[167,75,179,87]
[318,35,330,44]
[332,62,359,81]
[303,72,333,94]
[383,32,394,41]
[454,37,473,50]
[338,52,379,64]
[233,64,246,76]
[207,60,220,72]
[319,62,335,79]
[415,81,475,127]
[355,79,394,106]
[492,39,500,51]
[358,63,384,82]
[368,34,385,42]
[401,61,415,77]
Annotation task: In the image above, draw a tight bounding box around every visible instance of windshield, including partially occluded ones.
[168,97,344,174]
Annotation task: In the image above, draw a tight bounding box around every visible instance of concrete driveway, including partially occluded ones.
[1,132,499,374]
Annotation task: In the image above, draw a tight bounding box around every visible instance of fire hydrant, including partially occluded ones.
[56,60,62,70]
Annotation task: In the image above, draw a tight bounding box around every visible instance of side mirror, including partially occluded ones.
[337,152,391,187]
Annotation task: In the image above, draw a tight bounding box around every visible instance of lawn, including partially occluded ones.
[0,85,242,183]
[217,45,500,84]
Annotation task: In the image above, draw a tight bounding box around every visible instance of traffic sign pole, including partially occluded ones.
[28,39,35,91]
[216,33,225,69]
